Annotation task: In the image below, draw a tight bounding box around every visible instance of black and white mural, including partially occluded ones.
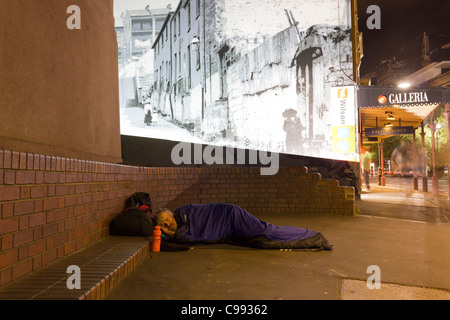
[116,0,357,162]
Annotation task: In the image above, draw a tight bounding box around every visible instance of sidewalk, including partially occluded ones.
[359,177,449,223]
[104,185,450,301]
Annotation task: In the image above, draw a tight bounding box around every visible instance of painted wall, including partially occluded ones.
[0,0,122,163]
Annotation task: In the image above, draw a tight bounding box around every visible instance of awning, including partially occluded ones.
[357,86,450,138]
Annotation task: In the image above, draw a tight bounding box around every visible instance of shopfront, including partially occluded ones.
[357,86,450,198]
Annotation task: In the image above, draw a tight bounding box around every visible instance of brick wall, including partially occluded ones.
[0,148,354,286]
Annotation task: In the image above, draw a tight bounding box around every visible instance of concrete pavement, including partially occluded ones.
[104,180,450,301]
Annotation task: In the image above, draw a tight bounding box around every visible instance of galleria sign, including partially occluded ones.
[358,86,449,109]
[383,91,429,104]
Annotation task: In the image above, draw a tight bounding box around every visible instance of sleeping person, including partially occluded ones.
[155,203,332,251]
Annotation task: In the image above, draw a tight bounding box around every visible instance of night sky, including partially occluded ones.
[357,0,450,76]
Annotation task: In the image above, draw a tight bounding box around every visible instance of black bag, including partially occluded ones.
[124,192,153,214]
[109,192,154,236]
[110,208,154,236]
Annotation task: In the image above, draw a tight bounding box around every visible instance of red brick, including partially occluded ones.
[32,256,42,271]
[16,171,35,184]
[20,186,31,199]
[14,200,34,216]
[43,223,58,238]
[64,241,77,255]
[55,185,69,196]
[3,150,11,169]
[0,249,18,269]
[26,153,34,170]
[29,212,47,227]
[19,152,27,170]
[13,229,34,247]
[0,268,12,286]
[45,156,51,171]
[12,259,33,281]
[43,197,59,211]
[0,186,20,201]
[1,203,12,219]
[39,155,46,170]
[33,154,40,170]
[11,151,19,169]
[44,172,58,184]
[54,208,68,221]
[0,217,19,235]
[33,199,43,213]
[3,170,15,184]
[35,171,44,184]
[33,226,43,241]
[65,217,77,230]
[19,216,28,230]
[31,185,47,198]
[18,246,29,260]
[1,234,13,251]
[42,249,57,266]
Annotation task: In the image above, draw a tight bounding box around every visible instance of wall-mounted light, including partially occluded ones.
[384,122,393,127]
[386,111,395,120]
[191,36,200,51]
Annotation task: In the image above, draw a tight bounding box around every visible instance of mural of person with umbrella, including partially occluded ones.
[283,108,305,153]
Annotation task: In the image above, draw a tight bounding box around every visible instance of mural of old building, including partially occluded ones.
[152,0,355,159]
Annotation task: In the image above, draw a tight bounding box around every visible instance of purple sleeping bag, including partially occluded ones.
[171,203,332,251]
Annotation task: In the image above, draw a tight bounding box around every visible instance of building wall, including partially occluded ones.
[0,0,122,164]
[0,147,355,286]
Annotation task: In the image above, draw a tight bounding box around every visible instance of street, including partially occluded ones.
[368,175,449,196]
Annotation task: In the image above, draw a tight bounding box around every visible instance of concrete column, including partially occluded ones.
[420,123,428,192]
[444,103,450,200]
[413,130,418,190]
[429,114,439,195]
[380,139,385,186]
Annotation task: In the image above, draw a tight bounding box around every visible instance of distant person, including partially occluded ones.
[391,142,413,176]
[144,102,152,126]
[361,149,371,191]
[283,109,304,153]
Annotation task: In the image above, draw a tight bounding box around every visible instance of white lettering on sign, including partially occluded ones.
[388,92,429,104]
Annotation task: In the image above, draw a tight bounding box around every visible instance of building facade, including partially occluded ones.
[121,9,170,62]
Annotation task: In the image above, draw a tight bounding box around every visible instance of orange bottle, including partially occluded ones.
[152,225,161,252]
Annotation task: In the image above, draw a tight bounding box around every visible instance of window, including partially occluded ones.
[187,45,191,89]
[178,12,181,36]
[132,22,141,31]
[172,18,176,40]
[166,61,169,80]
[195,44,200,70]
[174,53,177,79]
[142,22,151,30]
[187,2,191,30]
[196,0,200,17]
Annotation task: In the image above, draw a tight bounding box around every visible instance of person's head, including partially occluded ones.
[155,208,177,231]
